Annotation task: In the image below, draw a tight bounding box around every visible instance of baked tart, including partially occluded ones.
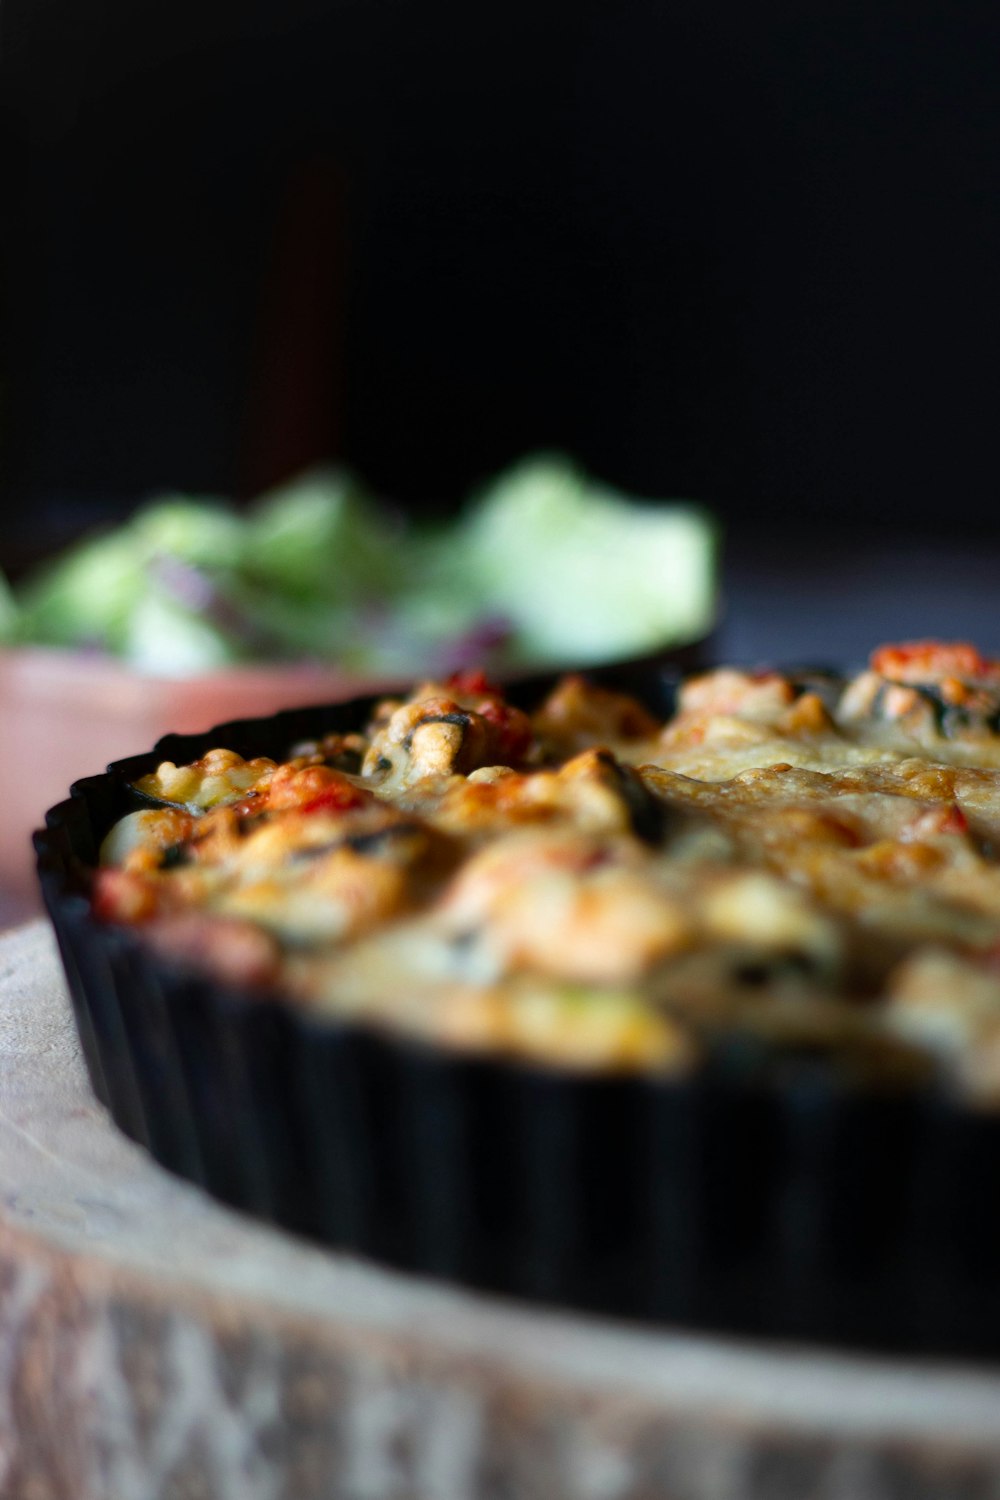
[36,642,1000,1353]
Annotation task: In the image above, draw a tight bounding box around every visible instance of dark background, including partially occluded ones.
[3,0,1000,571]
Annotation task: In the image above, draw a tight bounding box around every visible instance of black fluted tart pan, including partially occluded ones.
[33,669,1000,1359]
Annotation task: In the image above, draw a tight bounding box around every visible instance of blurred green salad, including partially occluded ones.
[0,456,717,677]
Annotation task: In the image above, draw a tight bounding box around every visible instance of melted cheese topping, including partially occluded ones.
[93,647,1000,1100]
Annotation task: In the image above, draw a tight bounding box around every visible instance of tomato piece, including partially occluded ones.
[938,804,969,835]
[92,868,160,923]
[477,699,534,763]
[871,641,998,682]
[902,803,969,841]
[446,668,503,698]
[299,781,369,815]
[266,763,370,814]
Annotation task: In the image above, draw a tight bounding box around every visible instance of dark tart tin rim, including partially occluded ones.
[33,659,1000,1358]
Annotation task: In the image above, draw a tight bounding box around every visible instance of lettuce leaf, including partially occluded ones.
[448,453,717,664]
[8,455,718,673]
[244,468,400,601]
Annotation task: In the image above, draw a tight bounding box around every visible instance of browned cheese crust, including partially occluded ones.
[95,649,1000,1100]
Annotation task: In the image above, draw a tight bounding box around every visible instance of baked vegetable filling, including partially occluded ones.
[93,644,1000,1098]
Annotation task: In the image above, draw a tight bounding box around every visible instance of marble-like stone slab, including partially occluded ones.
[2,920,1000,1500]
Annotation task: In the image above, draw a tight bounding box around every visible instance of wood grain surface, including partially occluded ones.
[3,920,1000,1500]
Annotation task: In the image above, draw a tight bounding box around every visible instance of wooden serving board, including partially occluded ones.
[3,919,1000,1500]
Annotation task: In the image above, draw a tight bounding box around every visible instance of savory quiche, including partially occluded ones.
[91,644,1000,1103]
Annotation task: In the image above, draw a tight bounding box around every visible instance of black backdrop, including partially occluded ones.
[3,0,1000,561]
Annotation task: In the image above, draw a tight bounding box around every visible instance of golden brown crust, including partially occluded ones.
[91,644,1000,1096]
